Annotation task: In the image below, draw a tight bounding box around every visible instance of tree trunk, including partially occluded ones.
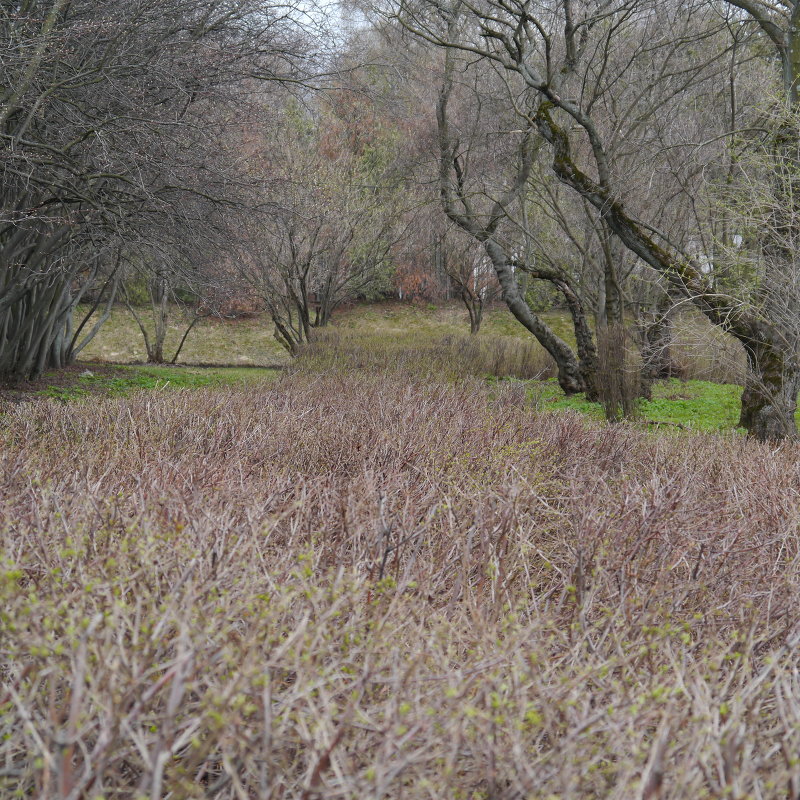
[595,278,606,329]
[597,222,636,420]
[148,274,169,363]
[469,301,483,335]
[485,239,586,394]
[641,300,676,381]
[272,319,299,356]
[170,313,204,364]
[738,339,800,440]
[68,270,121,362]
[535,103,798,438]
[601,225,624,328]
[461,289,483,334]
[0,273,74,381]
[436,54,589,396]
[552,277,598,401]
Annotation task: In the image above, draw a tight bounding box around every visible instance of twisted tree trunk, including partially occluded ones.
[485,239,587,394]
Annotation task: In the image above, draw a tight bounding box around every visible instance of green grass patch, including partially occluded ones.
[37,384,91,402]
[530,378,749,433]
[37,365,278,402]
[532,379,607,422]
[639,379,744,431]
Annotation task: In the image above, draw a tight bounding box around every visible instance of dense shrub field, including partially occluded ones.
[2,373,800,798]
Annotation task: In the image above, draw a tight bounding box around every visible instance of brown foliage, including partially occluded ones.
[2,374,800,797]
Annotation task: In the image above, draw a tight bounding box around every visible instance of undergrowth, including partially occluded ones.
[298,328,557,381]
[77,300,747,386]
[2,373,800,797]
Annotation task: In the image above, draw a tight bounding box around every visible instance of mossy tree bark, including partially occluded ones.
[404,0,800,439]
[516,264,598,400]
[738,336,800,440]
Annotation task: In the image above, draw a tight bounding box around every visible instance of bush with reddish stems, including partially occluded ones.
[2,373,800,798]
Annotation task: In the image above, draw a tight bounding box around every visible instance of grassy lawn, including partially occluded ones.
[75,305,288,366]
[534,378,748,432]
[332,300,573,344]
[76,301,571,364]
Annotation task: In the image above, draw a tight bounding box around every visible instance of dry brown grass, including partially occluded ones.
[299,329,557,380]
[2,373,800,798]
[669,310,748,385]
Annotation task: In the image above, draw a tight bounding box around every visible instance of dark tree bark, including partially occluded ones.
[517,264,598,400]
[485,239,586,394]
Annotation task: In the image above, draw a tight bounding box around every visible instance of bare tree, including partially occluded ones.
[238,107,403,354]
[429,226,498,333]
[120,245,225,365]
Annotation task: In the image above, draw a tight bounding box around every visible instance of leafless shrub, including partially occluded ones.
[596,323,642,420]
[2,375,800,797]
